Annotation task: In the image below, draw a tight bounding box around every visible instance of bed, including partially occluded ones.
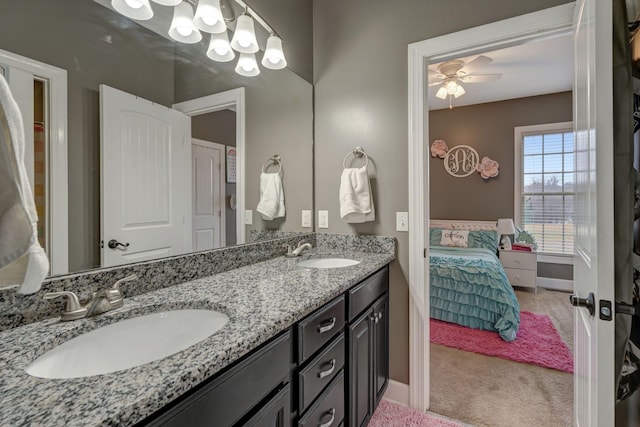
[429,220,520,342]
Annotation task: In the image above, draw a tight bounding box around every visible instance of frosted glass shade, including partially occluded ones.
[230,15,259,54]
[453,84,465,98]
[168,3,202,44]
[111,0,154,20]
[207,32,235,62]
[261,35,287,70]
[435,86,447,100]
[151,0,182,5]
[235,53,260,76]
[194,0,226,34]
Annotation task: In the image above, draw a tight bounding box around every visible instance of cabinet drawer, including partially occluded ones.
[347,267,389,321]
[504,268,537,288]
[297,296,345,363]
[298,371,345,427]
[499,251,536,270]
[299,333,345,414]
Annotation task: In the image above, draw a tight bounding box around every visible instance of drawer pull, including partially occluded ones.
[318,408,336,427]
[317,317,336,334]
[317,358,336,379]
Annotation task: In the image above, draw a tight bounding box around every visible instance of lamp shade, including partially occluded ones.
[497,218,516,235]
[111,0,154,20]
[207,31,235,62]
[453,83,466,98]
[151,0,182,5]
[194,0,226,34]
[168,2,202,44]
[230,14,259,53]
[435,86,447,100]
[235,52,260,76]
[261,35,287,70]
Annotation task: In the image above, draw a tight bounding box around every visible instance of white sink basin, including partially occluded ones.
[297,258,360,269]
[26,309,229,379]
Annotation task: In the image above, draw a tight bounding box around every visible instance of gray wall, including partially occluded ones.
[313,0,572,384]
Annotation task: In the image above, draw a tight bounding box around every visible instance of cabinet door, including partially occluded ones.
[243,384,290,427]
[347,310,372,427]
[372,295,389,406]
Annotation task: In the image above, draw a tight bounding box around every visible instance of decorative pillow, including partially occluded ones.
[468,230,499,253]
[440,230,469,248]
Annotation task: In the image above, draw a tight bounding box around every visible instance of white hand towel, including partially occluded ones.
[0,75,49,294]
[256,172,285,220]
[339,166,375,223]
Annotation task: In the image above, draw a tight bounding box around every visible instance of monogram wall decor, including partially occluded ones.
[430,139,499,180]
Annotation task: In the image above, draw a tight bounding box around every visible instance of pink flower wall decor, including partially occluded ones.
[430,139,449,158]
[476,156,499,179]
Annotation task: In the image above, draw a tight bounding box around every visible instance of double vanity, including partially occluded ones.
[0,234,395,426]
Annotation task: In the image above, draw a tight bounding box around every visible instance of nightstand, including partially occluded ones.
[499,249,537,293]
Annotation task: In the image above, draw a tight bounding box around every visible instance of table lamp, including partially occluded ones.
[497,218,516,250]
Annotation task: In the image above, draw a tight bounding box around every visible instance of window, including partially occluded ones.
[514,122,574,258]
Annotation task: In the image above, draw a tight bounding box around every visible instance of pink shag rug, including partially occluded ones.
[430,311,573,373]
[369,400,463,427]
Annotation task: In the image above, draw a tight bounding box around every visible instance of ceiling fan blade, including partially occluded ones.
[460,55,492,73]
[459,73,502,83]
[428,80,444,87]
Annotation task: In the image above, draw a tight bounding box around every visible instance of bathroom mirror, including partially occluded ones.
[0,0,313,275]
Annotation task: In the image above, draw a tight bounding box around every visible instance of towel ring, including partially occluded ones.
[262,155,282,174]
[343,146,369,169]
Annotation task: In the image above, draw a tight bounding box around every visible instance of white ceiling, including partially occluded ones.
[427,33,574,111]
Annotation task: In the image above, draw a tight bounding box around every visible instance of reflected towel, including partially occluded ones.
[0,75,49,294]
[339,166,375,223]
[256,172,285,220]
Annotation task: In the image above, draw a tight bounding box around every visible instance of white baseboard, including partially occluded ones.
[536,276,573,292]
[383,379,410,406]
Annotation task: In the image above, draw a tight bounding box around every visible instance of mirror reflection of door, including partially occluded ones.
[192,139,225,251]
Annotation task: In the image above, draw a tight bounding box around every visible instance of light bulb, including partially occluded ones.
[239,39,251,48]
[111,0,153,20]
[201,15,218,26]
[242,63,253,72]
[176,26,192,37]
[269,57,279,64]
[125,0,143,9]
[214,47,228,55]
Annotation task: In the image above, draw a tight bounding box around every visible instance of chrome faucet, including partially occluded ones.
[43,274,138,321]
[284,241,313,258]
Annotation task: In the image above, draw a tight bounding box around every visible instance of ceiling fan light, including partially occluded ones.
[194,0,226,34]
[111,0,154,20]
[445,80,458,95]
[435,87,448,100]
[235,52,260,77]
[230,14,259,53]
[207,31,235,62]
[168,2,202,44]
[151,0,182,5]
[454,84,466,98]
[261,35,287,70]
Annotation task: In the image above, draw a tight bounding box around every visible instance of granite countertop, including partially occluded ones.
[0,248,394,426]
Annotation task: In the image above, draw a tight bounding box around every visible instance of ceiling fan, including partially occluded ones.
[429,55,502,107]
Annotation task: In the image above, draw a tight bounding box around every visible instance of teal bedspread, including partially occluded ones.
[430,246,520,341]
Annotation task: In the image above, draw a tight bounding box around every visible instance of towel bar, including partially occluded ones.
[262,154,282,174]
[343,146,369,169]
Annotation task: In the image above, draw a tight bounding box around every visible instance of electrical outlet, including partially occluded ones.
[244,210,253,225]
[318,210,329,229]
[301,210,312,228]
[396,212,409,232]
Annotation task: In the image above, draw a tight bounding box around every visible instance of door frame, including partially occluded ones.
[0,49,68,275]
[191,138,226,249]
[173,87,246,244]
[406,4,575,411]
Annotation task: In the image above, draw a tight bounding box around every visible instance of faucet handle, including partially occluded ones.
[43,291,87,321]
[111,274,138,292]
[106,274,137,309]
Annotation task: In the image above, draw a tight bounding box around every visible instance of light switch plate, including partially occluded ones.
[244,210,253,225]
[301,210,312,228]
[318,210,329,229]
[396,212,409,232]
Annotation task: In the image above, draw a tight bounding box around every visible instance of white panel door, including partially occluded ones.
[573,0,615,425]
[100,85,190,267]
[192,140,225,251]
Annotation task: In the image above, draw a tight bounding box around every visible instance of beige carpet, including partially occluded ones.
[430,288,574,427]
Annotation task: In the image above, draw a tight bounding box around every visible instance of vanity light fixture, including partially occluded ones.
[168,2,202,44]
[150,0,182,5]
[207,31,235,62]
[111,0,154,21]
[235,52,260,76]
[193,0,226,34]
[261,35,287,70]
[230,13,259,53]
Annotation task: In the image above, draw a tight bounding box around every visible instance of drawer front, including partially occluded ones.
[504,268,537,288]
[299,371,345,427]
[298,296,345,363]
[500,251,536,270]
[299,333,345,413]
[347,267,389,321]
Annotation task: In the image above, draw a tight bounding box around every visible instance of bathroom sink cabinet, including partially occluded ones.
[139,265,389,427]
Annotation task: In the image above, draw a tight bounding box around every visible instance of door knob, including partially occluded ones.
[107,239,130,250]
[570,292,595,316]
